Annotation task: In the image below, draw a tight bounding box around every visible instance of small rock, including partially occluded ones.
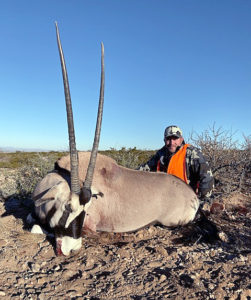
[17,277,25,285]
[148,227,156,234]
[209,283,215,290]
[202,202,211,212]
[86,258,95,268]
[82,271,90,279]
[159,274,167,282]
[63,269,75,278]
[228,283,235,289]
[147,261,161,268]
[136,232,144,239]
[37,277,48,285]
[218,231,229,243]
[53,265,61,271]
[0,291,5,296]
[239,255,246,262]
[28,262,40,273]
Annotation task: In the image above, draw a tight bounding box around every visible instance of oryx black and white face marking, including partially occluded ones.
[31,171,95,255]
[46,192,90,256]
[32,197,86,256]
[54,207,86,256]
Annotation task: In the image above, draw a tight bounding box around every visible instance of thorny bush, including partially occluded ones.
[188,124,251,197]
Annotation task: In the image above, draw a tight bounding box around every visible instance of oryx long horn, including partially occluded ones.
[55,22,80,197]
[84,43,105,190]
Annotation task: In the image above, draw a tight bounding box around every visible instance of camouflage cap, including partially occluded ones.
[164,125,183,139]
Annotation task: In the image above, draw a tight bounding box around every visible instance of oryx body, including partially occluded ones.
[33,152,199,235]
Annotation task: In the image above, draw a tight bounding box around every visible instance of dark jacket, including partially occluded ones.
[141,144,214,199]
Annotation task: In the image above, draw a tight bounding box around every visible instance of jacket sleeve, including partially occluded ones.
[138,149,162,171]
[187,147,214,199]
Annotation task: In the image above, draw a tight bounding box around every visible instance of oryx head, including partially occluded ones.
[54,22,105,255]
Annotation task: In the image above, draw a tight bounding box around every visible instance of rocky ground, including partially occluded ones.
[0,169,250,299]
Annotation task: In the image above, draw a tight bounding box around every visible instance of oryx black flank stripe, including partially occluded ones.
[33,185,56,201]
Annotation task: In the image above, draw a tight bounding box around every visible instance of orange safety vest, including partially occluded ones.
[157,144,189,184]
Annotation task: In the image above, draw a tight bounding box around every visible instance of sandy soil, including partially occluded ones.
[0,175,250,299]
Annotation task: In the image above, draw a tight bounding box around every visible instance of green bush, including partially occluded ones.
[101,147,155,169]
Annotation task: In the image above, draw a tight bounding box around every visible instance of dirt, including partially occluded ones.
[0,172,250,299]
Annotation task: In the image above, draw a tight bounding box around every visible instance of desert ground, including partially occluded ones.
[0,166,250,300]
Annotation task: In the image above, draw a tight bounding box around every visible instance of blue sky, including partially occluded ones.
[0,1,250,151]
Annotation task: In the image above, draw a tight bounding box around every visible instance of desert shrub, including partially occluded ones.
[188,124,251,196]
[0,152,67,199]
[101,147,155,169]
[14,152,66,199]
[0,169,18,199]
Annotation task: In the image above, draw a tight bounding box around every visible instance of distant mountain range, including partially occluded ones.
[0,146,52,152]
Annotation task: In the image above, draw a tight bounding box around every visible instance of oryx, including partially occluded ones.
[31,23,201,256]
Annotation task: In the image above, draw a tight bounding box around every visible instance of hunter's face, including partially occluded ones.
[165,136,184,153]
